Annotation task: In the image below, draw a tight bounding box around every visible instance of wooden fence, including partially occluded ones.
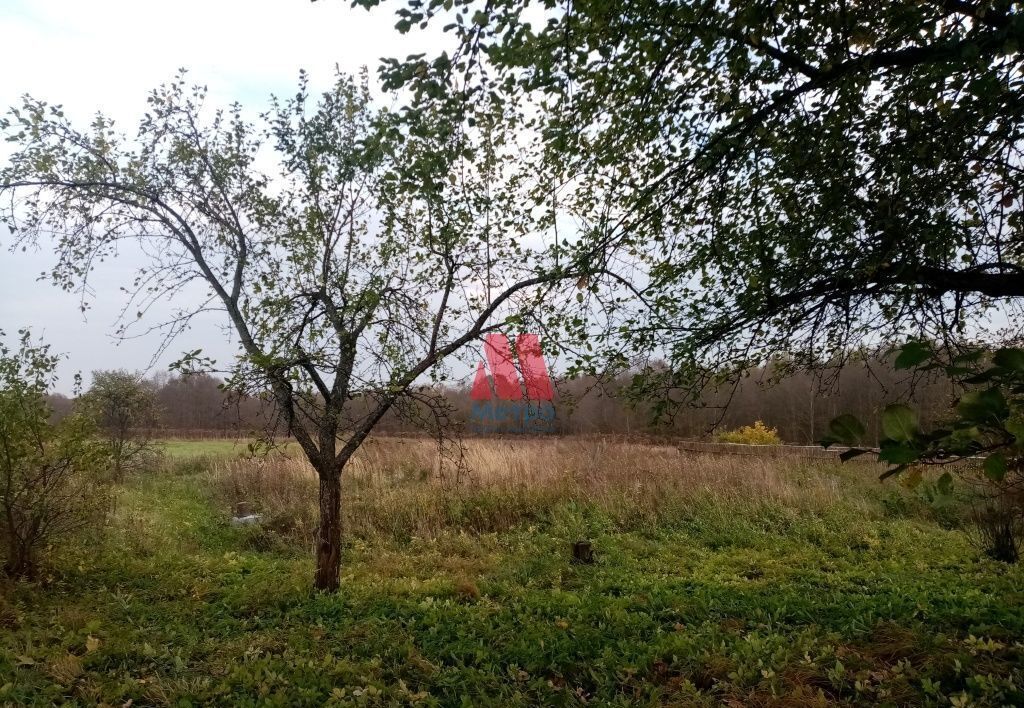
[674,440,847,459]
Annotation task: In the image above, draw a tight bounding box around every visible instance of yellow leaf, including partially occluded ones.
[86,635,101,653]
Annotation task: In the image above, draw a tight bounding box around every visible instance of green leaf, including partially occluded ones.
[894,341,932,370]
[954,349,986,365]
[822,414,865,447]
[964,369,999,384]
[1006,418,1024,444]
[957,388,1009,423]
[881,404,918,443]
[983,453,1007,482]
[878,438,920,464]
[993,347,1024,372]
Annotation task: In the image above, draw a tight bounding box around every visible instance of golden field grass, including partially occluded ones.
[199,436,897,549]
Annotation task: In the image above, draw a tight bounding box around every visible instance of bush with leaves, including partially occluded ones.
[715,420,782,446]
[79,369,162,480]
[0,331,110,579]
[824,341,1024,562]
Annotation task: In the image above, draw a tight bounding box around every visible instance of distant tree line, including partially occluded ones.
[44,356,955,446]
[436,356,955,445]
[46,373,267,437]
[551,360,955,446]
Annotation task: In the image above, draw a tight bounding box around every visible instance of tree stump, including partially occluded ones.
[572,540,595,564]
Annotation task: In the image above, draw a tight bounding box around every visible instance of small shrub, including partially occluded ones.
[968,489,1022,563]
[0,331,112,579]
[974,508,1021,562]
[78,370,162,480]
[715,420,783,445]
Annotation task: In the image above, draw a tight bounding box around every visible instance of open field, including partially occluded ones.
[2,439,1023,706]
[159,438,289,459]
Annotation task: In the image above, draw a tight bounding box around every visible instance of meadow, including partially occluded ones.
[1,438,1022,706]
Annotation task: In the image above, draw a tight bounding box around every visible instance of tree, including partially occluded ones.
[0,331,109,579]
[79,370,161,479]
[372,0,1024,397]
[0,71,580,591]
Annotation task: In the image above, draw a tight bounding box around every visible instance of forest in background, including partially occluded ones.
[44,357,956,445]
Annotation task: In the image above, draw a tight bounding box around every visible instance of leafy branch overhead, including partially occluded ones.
[371,0,1024,398]
[824,341,1024,491]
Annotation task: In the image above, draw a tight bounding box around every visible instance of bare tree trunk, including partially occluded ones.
[313,470,342,592]
[3,536,36,580]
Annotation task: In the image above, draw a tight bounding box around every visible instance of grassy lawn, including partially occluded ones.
[159,438,273,459]
[1,452,1023,706]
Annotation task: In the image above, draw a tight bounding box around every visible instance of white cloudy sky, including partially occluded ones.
[0,0,446,392]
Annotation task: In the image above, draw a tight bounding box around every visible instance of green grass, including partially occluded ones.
[1,464,1022,706]
[159,438,265,459]
[156,438,299,459]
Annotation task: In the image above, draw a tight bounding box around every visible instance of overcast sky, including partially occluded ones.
[0,0,446,392]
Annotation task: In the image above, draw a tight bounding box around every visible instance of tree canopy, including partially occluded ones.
[373,0,1024,394]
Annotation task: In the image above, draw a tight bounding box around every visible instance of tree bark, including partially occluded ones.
[313,470,343,592]
[3,537,36,580]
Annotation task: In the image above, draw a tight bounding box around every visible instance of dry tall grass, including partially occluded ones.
[206,437,896,548]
